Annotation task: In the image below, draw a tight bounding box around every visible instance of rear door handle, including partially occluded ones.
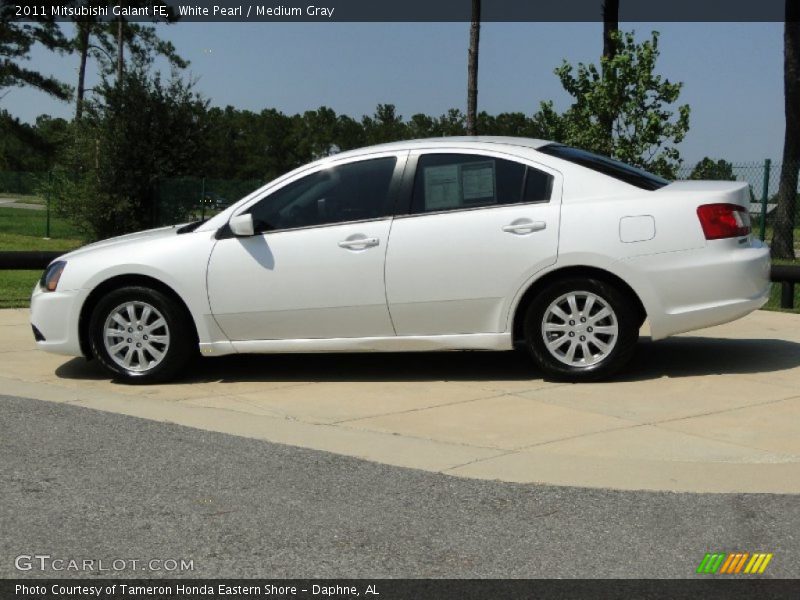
[338,236,379,250]
[502,220,546,235]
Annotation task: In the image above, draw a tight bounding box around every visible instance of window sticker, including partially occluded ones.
[423,164,461,210]
[461,161,496,203]
[422,160,498,211]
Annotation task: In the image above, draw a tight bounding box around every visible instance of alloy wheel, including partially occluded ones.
[102,301,170,373]
[541,291,619,367]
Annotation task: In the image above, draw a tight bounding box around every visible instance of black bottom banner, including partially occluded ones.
[2,579,799,600]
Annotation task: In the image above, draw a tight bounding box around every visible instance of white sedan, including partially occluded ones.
[31,137,771,383]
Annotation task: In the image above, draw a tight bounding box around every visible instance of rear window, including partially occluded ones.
[538,144,669,191]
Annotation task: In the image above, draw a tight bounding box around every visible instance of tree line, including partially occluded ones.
[1,2,797,256]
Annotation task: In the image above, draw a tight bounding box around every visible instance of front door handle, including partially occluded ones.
[502,219,547,235]
[338,236,379,250]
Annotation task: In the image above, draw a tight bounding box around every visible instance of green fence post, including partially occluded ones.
[200,177,206,221]
[759,158,771,241]
[45,171,52,239]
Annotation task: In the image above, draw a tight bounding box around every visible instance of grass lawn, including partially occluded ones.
[766,281,800,314]
[0,270,41,308]
[0,209,84,307]
[0,232,83,251]
[0,206,83,240]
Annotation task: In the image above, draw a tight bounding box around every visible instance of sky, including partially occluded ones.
[3,21,786,165]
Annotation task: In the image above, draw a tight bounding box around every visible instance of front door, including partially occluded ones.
[207,154,404,341]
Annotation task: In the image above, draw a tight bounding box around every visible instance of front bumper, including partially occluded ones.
[30,283,88,357]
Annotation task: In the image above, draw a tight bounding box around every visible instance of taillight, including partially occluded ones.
[696,203,750,240]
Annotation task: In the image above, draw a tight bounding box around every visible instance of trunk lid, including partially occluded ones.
[656,180,751,210]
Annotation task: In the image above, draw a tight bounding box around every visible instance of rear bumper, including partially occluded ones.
[30,284,87,357]
[625,238,771,340]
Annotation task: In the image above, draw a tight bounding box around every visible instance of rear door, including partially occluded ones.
[385,150,562,335]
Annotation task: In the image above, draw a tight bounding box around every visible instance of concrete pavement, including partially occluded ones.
[1,308,799,493]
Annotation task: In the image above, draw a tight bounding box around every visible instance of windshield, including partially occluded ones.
[538,144,670,191]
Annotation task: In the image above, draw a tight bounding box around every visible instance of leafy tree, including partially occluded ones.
[477,111,545,137]
[534,31,690,178]
[688,157,736,181]
[0,4,72,166]
[772,1,799,259]
[0,110,55,170]
[407,113,437,139]
[362,104,406,145]
[70,1,185,119]
[60,66,207,239]
[334,114,366,151]
[0,4,71,100]
[435,108,467,136]
[294,106,340,159]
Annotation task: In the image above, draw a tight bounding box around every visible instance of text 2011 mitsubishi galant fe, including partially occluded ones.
[31,138,771,383]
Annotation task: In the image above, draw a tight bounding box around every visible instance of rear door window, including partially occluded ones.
[411,153,553,214]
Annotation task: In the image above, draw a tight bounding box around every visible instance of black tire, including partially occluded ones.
[89,286,196,384]
[523,278,639,382]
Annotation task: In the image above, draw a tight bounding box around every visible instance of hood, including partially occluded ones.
[58,224,185,261]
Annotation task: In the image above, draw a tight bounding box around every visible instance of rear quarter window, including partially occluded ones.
[537,144,669,191]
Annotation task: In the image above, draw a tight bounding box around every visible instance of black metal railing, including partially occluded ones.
[0,252,798,309]
[0,251,62,270]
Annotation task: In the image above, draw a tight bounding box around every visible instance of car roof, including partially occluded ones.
[331,136,554,160]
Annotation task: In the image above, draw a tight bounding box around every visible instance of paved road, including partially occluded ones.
[1,394,798,579]
[0,199,43,210]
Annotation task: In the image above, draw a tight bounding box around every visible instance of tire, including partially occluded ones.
[89,286,196,384]
[523,278,639,382]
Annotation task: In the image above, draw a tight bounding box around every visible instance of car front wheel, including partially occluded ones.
[523,278,639,382]
[89,286,195,383]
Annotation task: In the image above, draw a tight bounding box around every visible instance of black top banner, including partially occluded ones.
[3,0,793,23]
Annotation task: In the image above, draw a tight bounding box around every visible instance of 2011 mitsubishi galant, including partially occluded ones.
[31,137,771,383]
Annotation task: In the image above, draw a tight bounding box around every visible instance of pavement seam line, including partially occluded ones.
[329,383,573,426]
[441,449,520,473]
[440,404,778,473]
[334,420,509,452]
[328,390,519,425]
[93,386,504,453]
[648,393,800,426]
[500,393,800,460]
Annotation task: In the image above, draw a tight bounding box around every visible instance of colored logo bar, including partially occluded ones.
[697,552,773,574]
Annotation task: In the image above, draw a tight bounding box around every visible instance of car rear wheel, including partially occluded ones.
[89,286,195,383]
[523,278,639,382]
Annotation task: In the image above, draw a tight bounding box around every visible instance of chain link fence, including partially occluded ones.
[0,163,797,250]
[0,172,265,240]
[675,160,799,253]
[155,177,264,226]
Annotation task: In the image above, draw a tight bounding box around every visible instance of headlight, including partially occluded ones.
[40,261,67,292]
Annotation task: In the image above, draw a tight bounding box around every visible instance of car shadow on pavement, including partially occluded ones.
[54,335,800,384]
[621,336,800,381]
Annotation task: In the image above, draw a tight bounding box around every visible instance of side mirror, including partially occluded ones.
[229,213,255,237]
